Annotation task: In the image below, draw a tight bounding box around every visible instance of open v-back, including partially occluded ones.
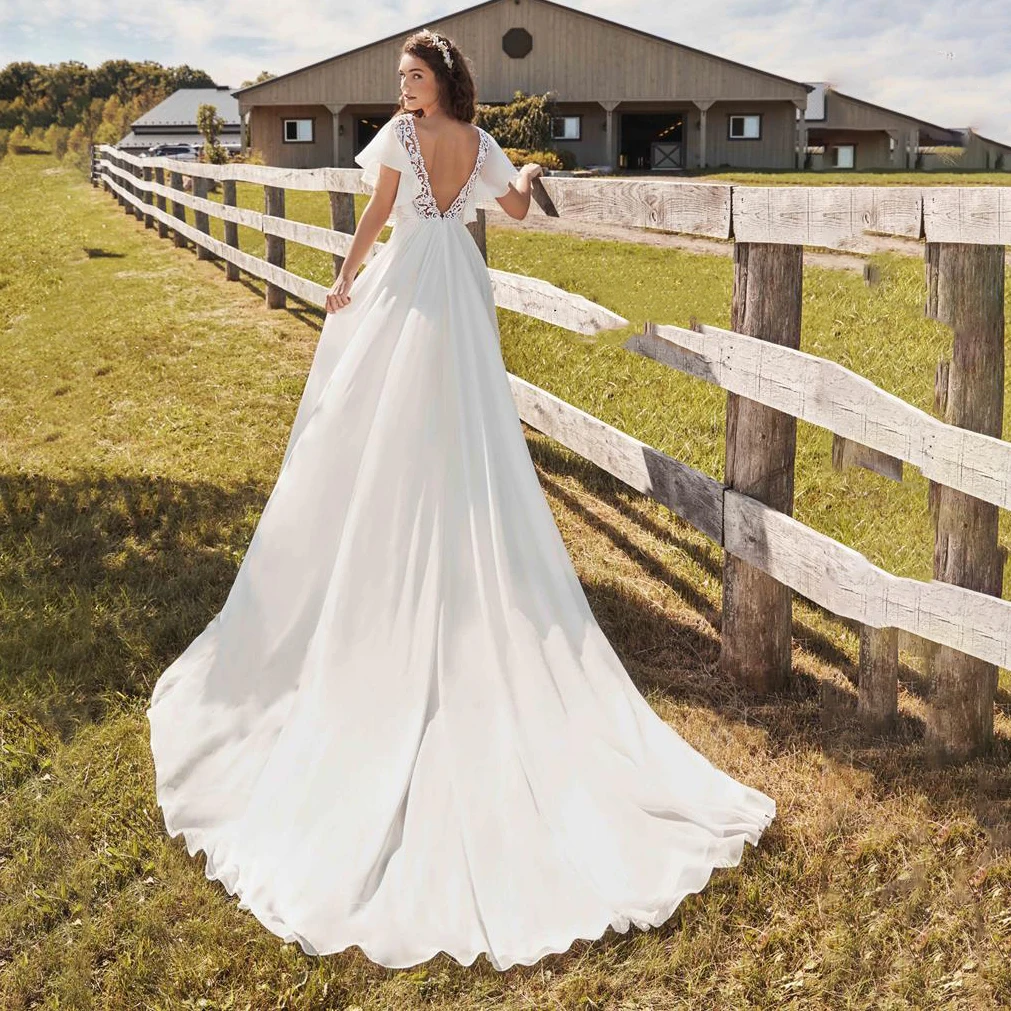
[393,114,490,220]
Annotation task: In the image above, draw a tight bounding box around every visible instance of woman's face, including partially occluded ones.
[399,54,441,116]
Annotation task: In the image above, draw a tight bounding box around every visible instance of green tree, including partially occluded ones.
[196,102,228,164]
[475,90,559,150]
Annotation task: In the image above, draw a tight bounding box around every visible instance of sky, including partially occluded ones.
[3,0,1007,144]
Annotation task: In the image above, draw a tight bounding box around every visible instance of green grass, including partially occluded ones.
[3,146,1011,1009]
[685,169,1011,186]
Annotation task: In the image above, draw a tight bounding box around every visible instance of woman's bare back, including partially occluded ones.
[410,117,482,214]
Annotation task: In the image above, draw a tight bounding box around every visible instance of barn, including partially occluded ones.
[230,0,812,173]
[801,83,957,171]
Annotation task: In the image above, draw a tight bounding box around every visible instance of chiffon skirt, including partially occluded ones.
[146,215,776,971]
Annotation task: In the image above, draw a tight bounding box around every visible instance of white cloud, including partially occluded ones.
[0,0,1007,142]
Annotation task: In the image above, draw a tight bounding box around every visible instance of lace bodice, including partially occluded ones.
[393,115,490,221]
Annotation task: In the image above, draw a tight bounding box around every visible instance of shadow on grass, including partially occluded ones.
[522,425,1011,785]
[0,469,266,738]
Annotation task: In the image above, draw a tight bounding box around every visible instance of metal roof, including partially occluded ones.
[117,130,240,149]
[132,87,241,128]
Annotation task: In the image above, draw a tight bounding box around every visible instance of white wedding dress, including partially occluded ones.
[146,112,776,971]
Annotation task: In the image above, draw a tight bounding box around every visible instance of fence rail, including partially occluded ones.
[91,142,1010,766]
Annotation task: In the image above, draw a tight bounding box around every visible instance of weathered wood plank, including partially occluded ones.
[732,186,923,250]
[922,187,1011,244]
[631,320,1011,510]
[488,267,628,335]
[103,174,329,306]
[508,374,725,543]
[97,148,1011,249]
[97,144,368,193]
[102,171,622,337]
[724,488,1011,670]
[537,176,731,238]
[511,362,1011,672]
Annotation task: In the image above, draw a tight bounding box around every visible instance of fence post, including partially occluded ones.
[106,151,121,206]
[222,179,240,281]
[719,241,804,694]
[264,184,286,309]
[467,207,487,263]
[153,167,169,239]
[858,625,898,733]
[142,165,155,229]
[89,145,98,187]
[130,159,144,222]
[169,170,188,248]
[328,190,356,278]
[923,241,1006,763]
[193,175,213,261]
[117,153,130,214]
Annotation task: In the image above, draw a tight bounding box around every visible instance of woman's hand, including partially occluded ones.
[521,162,544,180]
[326,272,355,313]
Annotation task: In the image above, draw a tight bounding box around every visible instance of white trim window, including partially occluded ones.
[728,114,761,140]
[283,118,314,143]
[831,144,855,168]
[551,115,581,140]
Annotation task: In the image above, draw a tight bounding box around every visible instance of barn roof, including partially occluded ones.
[231,0,813,99]
[802,82,956,139]
[132,86,242,127]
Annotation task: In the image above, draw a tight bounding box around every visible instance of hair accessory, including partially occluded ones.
[419,28,454,71]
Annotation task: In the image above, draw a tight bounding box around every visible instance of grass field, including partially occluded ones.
[688,169,1011,186]
[2,145,1011,1009]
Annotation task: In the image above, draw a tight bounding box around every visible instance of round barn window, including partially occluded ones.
[502,28,533,58]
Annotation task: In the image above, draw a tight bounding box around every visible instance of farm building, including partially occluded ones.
[800,83,1011,172]
[932,128,1011,171]
[118,86,242,155]
[230,0,813,173]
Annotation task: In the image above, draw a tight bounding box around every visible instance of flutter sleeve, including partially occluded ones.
[473,131,522,203]
[353,116,412,190]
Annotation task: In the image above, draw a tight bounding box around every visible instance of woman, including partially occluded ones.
[146,28,776,972]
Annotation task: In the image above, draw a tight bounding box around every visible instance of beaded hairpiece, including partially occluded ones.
[418,28,454,71]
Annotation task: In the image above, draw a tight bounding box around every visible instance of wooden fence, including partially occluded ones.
[91,143,1010,767]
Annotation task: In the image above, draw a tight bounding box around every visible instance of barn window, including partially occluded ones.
[283,118,314,143]
[831,144,855,168]
[728,114,761,140]
[502,27,533,58]
[552,116,581,140]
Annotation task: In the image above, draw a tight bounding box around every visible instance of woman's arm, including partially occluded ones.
[494,163,543,221]
[325,164,400,312]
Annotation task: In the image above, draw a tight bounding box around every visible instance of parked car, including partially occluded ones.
[140,143,200,161]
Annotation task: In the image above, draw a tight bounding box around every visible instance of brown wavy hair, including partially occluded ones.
[396,30,477,122]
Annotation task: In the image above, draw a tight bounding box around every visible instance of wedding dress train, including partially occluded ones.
[146,111,776,971]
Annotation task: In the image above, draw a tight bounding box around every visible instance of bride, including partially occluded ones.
[146,28,776,972]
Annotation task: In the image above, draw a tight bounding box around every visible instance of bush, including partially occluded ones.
[63,123,92,175]
[44,124,70,159]
[228,148,266,165]
[504,148,569,172]
[0,130,8,161]
[8,125,30,153]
